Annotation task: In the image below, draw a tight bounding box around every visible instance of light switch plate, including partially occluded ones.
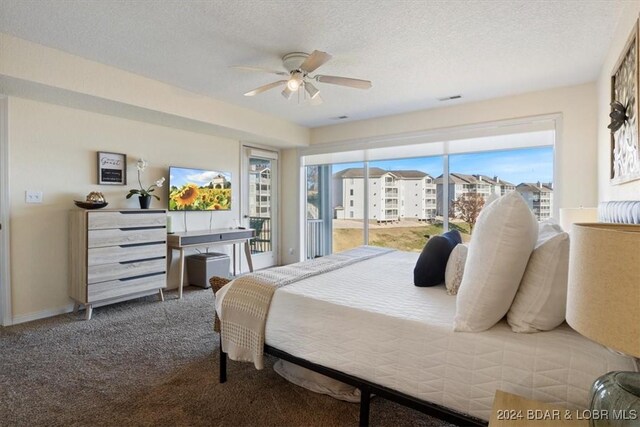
[25,191,43,204]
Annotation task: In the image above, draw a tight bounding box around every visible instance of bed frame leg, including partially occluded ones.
[359,385,371,427]
[219,335,227,384]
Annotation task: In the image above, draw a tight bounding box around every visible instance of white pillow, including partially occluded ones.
[538,219,563,241]
[445,243,468,295]
[507,227,570,333]
[273,359,361,402]
[454,191,538,332]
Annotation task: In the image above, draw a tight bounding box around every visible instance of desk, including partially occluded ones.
[167,228,256,299]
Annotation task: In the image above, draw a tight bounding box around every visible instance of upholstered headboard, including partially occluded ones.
[598,201,640,224]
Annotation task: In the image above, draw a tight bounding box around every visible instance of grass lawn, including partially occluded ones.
[333,222,471,253]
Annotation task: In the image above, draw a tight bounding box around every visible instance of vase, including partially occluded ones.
[138,195,151,209]
[589,371,640,427]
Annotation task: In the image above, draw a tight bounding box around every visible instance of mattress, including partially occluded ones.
[216,250,635,421]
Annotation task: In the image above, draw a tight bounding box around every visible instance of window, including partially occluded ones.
[303,126,555,258]
[331,162,364,253]
[449,147,554,228]
[367,157,443,251]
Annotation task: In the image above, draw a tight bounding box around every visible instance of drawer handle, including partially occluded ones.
[119,271,166,281]
[118,226,166,231]
[119,256,166,265]
[119,211,165,215]
[119,241,166,248]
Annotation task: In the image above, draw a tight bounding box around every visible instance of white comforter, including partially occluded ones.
[216,251,635,421]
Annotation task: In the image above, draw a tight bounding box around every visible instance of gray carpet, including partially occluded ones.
[0,287,455,427]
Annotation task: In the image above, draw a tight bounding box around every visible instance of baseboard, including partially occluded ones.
[11,304,75,325]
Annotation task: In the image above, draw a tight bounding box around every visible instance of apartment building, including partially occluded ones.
[436,173,519,216]
[333,168,437,222]
[248,162,271,217]
[335,168,552,221]
[516,182,554,221]
[395,170,437,221]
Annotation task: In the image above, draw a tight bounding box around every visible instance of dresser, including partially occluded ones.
[69,209,168,319]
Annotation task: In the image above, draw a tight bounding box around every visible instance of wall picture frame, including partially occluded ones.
[97,151,127,185]
[610,19,640,185]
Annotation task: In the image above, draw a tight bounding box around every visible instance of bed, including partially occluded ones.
[214,201,638,426]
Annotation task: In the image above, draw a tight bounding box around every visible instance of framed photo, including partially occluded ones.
[97,151,127,185]
[610,19,640,185]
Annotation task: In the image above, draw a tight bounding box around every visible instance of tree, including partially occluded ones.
[451,193,485,233]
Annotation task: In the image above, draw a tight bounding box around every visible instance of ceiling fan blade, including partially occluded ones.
[244,80,287,96]
[232,66,289,76]
[300,50,332,73]
[282,86,294,100]
[315,75,372,90]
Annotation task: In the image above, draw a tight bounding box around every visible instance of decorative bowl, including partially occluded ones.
[74,201,108,210]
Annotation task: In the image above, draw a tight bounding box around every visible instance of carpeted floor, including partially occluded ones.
[0,287,455,427]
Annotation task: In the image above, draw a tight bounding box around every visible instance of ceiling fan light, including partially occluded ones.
[287,71,303,91]
[282,87,294,99]
[305,82,320,99]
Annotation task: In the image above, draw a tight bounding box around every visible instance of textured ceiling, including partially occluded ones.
[0,0,626,128]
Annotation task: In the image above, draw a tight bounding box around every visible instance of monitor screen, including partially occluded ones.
[168,166,231,211]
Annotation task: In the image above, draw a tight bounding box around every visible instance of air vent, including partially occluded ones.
[331,115,349,120]
[437,95,462,102]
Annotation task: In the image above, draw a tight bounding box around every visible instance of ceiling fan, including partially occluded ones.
[233,50,372,103]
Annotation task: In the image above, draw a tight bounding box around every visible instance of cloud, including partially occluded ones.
[186,171,223,185]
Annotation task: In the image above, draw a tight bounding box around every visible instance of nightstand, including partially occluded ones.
[489,390,588,426]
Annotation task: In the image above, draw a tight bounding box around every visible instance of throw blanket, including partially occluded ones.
[218,246,393,369]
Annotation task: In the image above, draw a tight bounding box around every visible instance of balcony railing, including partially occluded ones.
[306,219,327,259]
[249,216,272,254]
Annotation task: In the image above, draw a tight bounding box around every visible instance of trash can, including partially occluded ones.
[186,252,230,288]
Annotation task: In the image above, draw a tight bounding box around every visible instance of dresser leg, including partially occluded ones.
[84,304,93,320]
[158,288,165,302]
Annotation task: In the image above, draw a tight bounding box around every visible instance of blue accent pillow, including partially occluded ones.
[414,230,462,287]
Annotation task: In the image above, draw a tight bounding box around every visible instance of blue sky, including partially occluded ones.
[332,146,553,185]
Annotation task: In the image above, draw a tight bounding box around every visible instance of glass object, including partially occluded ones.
[331,162,365,253]
[248,157,272,254]
[589,371,640,427]
[367,156,443,252]
[449,146,554,229]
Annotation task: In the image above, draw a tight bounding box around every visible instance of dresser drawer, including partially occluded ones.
[88,243,166,265]
[88,227,166,248]
[88,273,166,302]
[88,211,166,230]
[87,258,166,284]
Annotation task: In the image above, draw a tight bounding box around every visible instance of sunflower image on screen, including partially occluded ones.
[168,167,231,211]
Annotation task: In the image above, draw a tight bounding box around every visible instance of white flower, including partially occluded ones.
[136,158,148,172]
[155,177,165,188]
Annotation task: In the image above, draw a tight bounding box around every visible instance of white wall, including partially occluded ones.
[597,3,640,201]
[279,148,301,265]
[8,96,241,321]
[0,33,309,148]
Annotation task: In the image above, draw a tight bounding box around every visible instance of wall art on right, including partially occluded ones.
[610,19,640,185]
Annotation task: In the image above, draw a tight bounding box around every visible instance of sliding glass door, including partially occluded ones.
[302,128,556,258]
[242,147,278,270]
